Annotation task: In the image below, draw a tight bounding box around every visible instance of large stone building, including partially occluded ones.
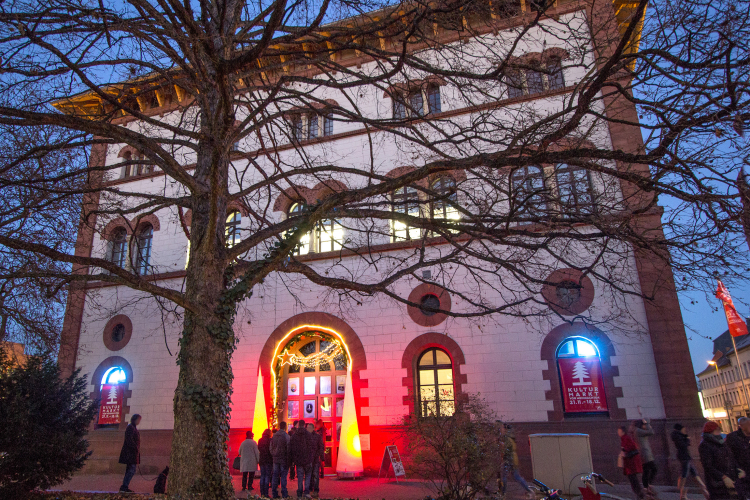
[57,0,702,482]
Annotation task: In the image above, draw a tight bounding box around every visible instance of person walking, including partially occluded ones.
[699,420,743,500]
[238,430,260,492]
[258,429,274,497]
[618,426,644,499]
[726,417,750,500]
[501,424,534,500]
[308,422,325,498]
[671,423,710,500]
[291,419,313,499]
[315,419,326,483]
[118,414,141,493]
[271,421,291,499]
[289,420,299,481]
[633,418,658,496]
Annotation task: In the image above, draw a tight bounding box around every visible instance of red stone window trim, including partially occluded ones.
[401,332,467,416]
[90,356,134,430]
[407,283,452,327]
[102,314,133,351]
[541,268,595,316]
[540,322,625,421]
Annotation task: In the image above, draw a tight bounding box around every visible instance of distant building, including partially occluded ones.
[1,341,29,367]
[696,326,750,432]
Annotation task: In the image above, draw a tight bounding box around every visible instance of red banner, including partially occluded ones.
[99,384,123,424]
[558,357,608,413]
[716,280,748,337]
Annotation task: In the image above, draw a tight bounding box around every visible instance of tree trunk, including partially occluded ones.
[169,112,236,497]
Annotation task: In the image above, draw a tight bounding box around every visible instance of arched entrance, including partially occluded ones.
[258,312,369,474]
[277,331,347,474]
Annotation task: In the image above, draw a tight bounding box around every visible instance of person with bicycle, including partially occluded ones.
[699,420,744,500]
[501,424,534,500]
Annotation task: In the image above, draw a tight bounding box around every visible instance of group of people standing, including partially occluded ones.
[618,416,750,500]
[237,419,327,498]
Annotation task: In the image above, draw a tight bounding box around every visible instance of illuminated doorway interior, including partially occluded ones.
[277,332,348,475]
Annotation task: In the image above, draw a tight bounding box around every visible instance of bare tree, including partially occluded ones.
[0,0,748,496]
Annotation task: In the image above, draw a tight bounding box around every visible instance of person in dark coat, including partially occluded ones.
[119,414,142,493]
[271,421,291,499]
[699,420,742,500]
[618,426,643,499]
[154,466,169,494]
[291,420,313,498]
[289,420,299,481]
[258,429,273,496]
[727,417,750,500]
[671,423,709,500]
[308,422,325,498]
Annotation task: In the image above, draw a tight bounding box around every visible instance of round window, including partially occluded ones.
[111,324,126,343]
[420,294,441,316]
[555,280,581,309]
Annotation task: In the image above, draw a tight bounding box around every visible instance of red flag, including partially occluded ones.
[716,280,749,337]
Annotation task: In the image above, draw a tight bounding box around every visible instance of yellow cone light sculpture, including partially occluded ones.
[336,368,363,476]
[252,367,269,435]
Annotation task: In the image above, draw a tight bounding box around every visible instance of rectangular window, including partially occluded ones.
[526,69,544,95]
[547,60,565,90]
[323,113,334,136]
[307,115,319,140]
[505,71,525,99]
[427,86,441,114]
[409,91,424,117]
[393,96,406,119]
[291,116,303,141]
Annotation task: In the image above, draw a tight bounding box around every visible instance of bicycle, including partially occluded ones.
[530,473,629,500]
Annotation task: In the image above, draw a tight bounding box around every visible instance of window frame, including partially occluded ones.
[430,176,458,221]
[110,228,128,268]
[317,217,344,253]
[134,224,153,275]
[416,347,456,418]
[392,86,442,119]
[287,202,311,255]
[391,184,421,241]
[511,165,549,221]
[225,211,242,248]
[554,164,596,217]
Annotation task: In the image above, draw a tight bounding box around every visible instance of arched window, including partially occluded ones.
[101,366,127,387]
[511,166,548,222]
[555,164,595,216]
[430,177,457,220]
[225,211,241,248]
[392,185,421,241]
[317,217,344,253]
[287,202,310,255]
[556,337,608,414]
[134,224,153,275]
[416,348,455,417]
[110,228,128,268]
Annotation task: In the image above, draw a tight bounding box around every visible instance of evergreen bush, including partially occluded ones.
[0,348,98,498]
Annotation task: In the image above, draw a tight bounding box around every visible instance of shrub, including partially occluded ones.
[0,348,99,498]
[401,394,503,500]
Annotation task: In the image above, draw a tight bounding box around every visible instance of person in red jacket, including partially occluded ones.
[618,426,644,499]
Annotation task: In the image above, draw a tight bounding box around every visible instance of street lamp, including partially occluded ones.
[709,360,735,431]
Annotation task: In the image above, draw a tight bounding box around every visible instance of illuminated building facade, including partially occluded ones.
[57,0,703,481]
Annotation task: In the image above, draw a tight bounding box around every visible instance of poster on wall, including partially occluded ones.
[304,399,316,419]
[288,401,299,419]
[99,384,123,424]
[288,377,299,396]
[558,357,608,413]
[320,376,331,395]
[336,375,346,394]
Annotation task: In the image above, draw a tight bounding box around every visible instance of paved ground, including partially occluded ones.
[49,474,699,500]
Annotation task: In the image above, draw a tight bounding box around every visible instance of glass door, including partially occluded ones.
[282,336,348,474]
